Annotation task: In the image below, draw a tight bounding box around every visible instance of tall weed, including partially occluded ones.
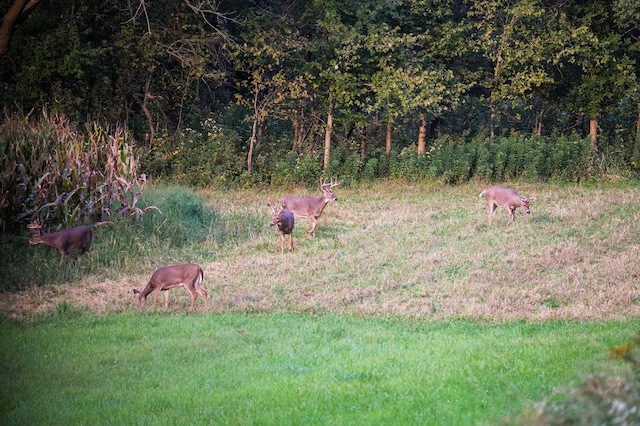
[0,110,152,232]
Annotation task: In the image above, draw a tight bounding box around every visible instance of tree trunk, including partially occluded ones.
[292,105,306,154]
[248,118,257,173]
[360,127,366,162]
[0,0,41,56]
[373,111,380,137]
[248,82,261,174]
[636,103,640,143]
[489,105,497,139]
[323,102,333,170]
[256,117,266,149]
[589,116,598,150]
[417,113,427,156]
[386,112,393,155]
[535,108,545,137]
[138,77,155,147]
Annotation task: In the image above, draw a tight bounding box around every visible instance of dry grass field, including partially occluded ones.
[3,182,640,322]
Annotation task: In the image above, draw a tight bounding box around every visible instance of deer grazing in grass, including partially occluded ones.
[268,203,295,253]
[479,186,532,226]
[280,178,340,237]
[133,263,209,311]
[27,221,93,265]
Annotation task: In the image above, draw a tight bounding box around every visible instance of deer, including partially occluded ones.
[479,186,532,226]
[133,263,209,311]
[268,203,295,253]
[27,221,93,265]
[280,178,340,237]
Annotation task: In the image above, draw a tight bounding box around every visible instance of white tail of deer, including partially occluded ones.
[280,178,340,237]
[268,202,295,253]
[28,221,93,265]
[479,186,533,226]
[133,263,209,311]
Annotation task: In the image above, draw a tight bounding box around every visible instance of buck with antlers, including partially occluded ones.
[133,263,209,311]
[280,178,340,237]
[479,186,533,226]
[27,221,93,265]
[268,203,295,253]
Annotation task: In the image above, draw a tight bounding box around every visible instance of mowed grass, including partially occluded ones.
[5,181,639,321]
[2,182,640,424]
[1,312,638,425]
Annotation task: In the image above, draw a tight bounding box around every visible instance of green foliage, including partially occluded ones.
[139,118,244,188]
[421,134,595,184]
[511,331,640,425]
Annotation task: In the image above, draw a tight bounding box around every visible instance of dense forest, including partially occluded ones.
[1,0,640,194]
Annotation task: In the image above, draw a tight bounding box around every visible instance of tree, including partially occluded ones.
[558,0,636,148]
[469,0,558,139]
[369,1,469,156]
[0,0,41,56]
[231,3,311,173]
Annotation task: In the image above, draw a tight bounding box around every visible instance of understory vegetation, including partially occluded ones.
[2,111,638,234]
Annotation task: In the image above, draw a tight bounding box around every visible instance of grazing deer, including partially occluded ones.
[280,178,340,237]
[268,203,295,253]
[479,186,532,226]
[133,263,209,311]
[28,221,93,265]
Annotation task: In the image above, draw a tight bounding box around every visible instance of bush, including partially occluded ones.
[511,332,640,425]
[149,118,244,188]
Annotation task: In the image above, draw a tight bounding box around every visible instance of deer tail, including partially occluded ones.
[479,190,486,198]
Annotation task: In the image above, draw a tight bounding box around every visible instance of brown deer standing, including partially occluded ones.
[28,221,93,265]
[133,263,209,311]
[280,178,340,237]
[268,203,295,253]
[479,186,532,226]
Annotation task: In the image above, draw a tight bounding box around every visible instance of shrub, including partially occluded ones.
[511,332,640,425]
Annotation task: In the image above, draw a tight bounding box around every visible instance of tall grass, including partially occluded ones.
[1,313,638,425]
[0,185,259,290]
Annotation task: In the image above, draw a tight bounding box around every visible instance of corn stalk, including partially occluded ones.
[0,110,158,232]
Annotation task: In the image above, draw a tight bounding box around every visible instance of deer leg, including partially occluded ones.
[487,203,496,225]
[187,288,197,312]
[196,285,209,309]
[279,233,285,253]
[152,287,162,307]
[163,290,170,309]
[309,218,318,236]
[288,233,294,252]
[507,207,515,226]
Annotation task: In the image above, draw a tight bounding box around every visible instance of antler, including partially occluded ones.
[27,220,42,230]
[320,177,341,188]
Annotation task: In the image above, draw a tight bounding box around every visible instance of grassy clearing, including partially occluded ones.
[2,182,640,423]
[2,181,640,321]
[1,312,638,425]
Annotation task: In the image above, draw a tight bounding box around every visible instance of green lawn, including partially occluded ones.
[1,313,637,425]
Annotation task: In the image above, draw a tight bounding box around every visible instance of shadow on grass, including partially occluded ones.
[0,186,263,292]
